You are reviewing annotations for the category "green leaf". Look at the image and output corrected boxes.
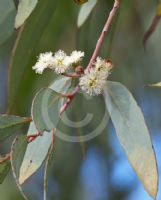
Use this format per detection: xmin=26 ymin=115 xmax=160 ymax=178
xmin=143 ymin=3 xmax=161 ymax=47
xmin=44 ymin=144 xmax=54 ymax=200
xmin=104 ymin=81 xmax=158 ymax=198
xmin=8 ymin=0 xmax=58 ymax=114
xmin=49 ymin=76 xmax=71 ymax=94
xmin=18 ymin=122 xmax=52 ymax=185
xmin=15 ymin=0 xmax=38 ymax=29
xmin=32 ymin=88 xmax=61 ymax=132
xmin=77 ymin=0 xmax=97 ymax=28
xmin=0 ymin=160 xmax=10 ymax=184
xmin=11 ymin=135 xmax=28 ymax=200
xmin=0 ymin=0 xmax=16 ymax=46
xmin=0 ymin=115 xmax=30 ymax=141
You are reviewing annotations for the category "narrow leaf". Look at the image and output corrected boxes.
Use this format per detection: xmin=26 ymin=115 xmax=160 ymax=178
xmin=31 ymin=88 xmax=61 ymax=132
xmin=143 ymin=3 xmax=161 ymax=47
xmin=0 ymin=0 xmax=16 ymax=46
xmin=0 ymin=160 xmax=10 ymax=184
xmin=19 ymin=122 xmax=52 ymax=185
xmin=11 ymin=135 xmax=28 ymax=200
xmin=77 ymin=0 xmax=97 ymax=28
xmin=104 ymin=81 xmax=158 ymax=198
xmin=0 ymin=114 xmax=31 ymax=140
xmin=15 ymin=0 xmax=38 ymax=29
xmin=8 ymin=0 xmax=58 ymax=113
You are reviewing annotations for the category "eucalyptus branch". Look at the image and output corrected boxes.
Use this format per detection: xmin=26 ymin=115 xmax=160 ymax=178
xmin=86 ymin=0 xmax=120 ymax=71
xmin=60 ymin=0 xmax=120 ymax=114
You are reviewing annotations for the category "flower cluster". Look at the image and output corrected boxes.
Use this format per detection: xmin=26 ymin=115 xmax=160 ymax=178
xmin=32 ymin=49 xmax=113 ymax=96
xmin=32 ymin=50 xmax=84 ymax=74
xmin=79 ymin=57 xmax=113 ymax=96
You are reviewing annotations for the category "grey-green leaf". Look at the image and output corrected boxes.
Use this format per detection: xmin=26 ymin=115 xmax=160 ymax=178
xmin=19 ymin=122 xmax=52 ymax=185
xmin=49 ymin=76 xmax=71 ymax=94
xmin=77 ymin=0 xmax=97 ymax=28
xmin=15 ymin=0 xmax=38 ymax=29
xmin=44 ymin=144 xmax=54 ymax=200
xmin=0 ymin=115 xmax=30 ymax=141
xmin=11 ymin=135 xmax=28 ymax=200
xmin=32 ymin=88 xmax=61 ymax=132
xmin=104 ymin=81 xmax=158 ymax=198
xmin=0 ymin=0 xmax=16 ymax=46
xmin=0 ymin=160 xmax=10 ymax=184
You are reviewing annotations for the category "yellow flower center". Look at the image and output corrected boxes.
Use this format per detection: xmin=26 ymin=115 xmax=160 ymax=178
xmin=57 ymin=59 xmax=64 ymax=66
xmin=88 ymin=78 xmax=97 ymax=88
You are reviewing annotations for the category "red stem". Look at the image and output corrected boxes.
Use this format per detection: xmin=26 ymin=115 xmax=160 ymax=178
xmin=27 ymin=132 xmax=42 ymax=143
xmin=86 ymin=0 xmax=120 ymax=71
xmin=59 ymin=0 xmax=120 ymax=114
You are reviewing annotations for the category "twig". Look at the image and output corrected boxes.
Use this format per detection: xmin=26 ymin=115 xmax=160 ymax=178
xmin=86 ymin=0 xmax=120 ymax=71
xmin=59 ymin=0 xmax=120 ymax=114
xmin=0 ymin=153 xmax=10 ymax=164
xmin=62 ymin=73 xmax=81 ymax=78
xmin=27 ymin=132 xmax=42 ymax=143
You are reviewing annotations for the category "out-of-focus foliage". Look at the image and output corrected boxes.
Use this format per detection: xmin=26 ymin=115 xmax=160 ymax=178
xmin=15 ymin=0 xmax=38 ymax=29
xmin=0 ymin=0 xmax=161 ymax=200
xmin=143 ymin=2 xmax=161 ymax=47
xmin=77 ymin=0 xmax=97 ymax=27
xmin=0 ymin=0 xmax=16 ymax=46
xmin=0 ymin=114 xmax=30 ymax=141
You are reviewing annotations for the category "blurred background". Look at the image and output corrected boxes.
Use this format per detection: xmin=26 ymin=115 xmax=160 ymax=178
xmin=1 ymin=0 xmax=161 ymax=199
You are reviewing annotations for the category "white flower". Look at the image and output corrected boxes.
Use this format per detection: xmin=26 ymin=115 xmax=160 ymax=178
xmin=94 ymin=57 xmax=113 ymax=77
xmin=32 ymin=52 xmax=54 ymax=74
xmin=69 ymin=50 xmax=85 ymax=64
xmin=79 ymin=69 xmax=107 ymax=96
xmin=51 ymin=50 xmax=71 ymax=74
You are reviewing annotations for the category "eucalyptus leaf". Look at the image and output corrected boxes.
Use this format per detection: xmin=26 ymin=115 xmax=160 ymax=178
xmin=104 ymin=81 xmax=158 ymax=198
xmin=11 ymin=135 xmax=28 ymax=200
xmin=49 ymin=76 xmax=71 ymax=94
xmin=0 ymin=160 xmax=10 ymax=184
xmin=31 ymin=88 xmax=61 ymax=132
xmin=0 ymin=114 xmax=30 ymax=141
xmin=15 ymin=0 xmax=38 ymax=29
xmin=19 ymin=122 xmax=52 ymax=185
xmin=44 ymin=144 xmax=54 ymax=200
xmin=0 ymin=0 xmax=16 ymax=46
xmin=8 ymin=0 xmax=58 ymax=114
xmin=77 ymin=0 xmax=97 ymax=28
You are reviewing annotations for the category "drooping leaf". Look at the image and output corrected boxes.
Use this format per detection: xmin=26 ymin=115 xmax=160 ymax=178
xmin=19 ymin=122 xmax=52 ymax=185
xmin=77 ymin=0 xmax=97 ymax=28
xmin=8 ymin=1 xmax=75 ymax=115
xmin=11 ymin=135 xmax=28 ymax=200
xmin=143 ymin=3 xmax=161 ymax=47
xmin=0 ymin=160 xmax=10 ymax=184
xmin=8 ymin=0 xmax=58 ymax=114
xmin=0 ymin=114 xmax=31 ymax=141
xmin=0 ymin=0 xmax=16 ymax=46
xmin=15 ymin=0 xmax=38 ymax=29
xmin=31 ymin=88 xmax=62 ymax=132
xmin=104 ymin=81 xmax=158 ymax=198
